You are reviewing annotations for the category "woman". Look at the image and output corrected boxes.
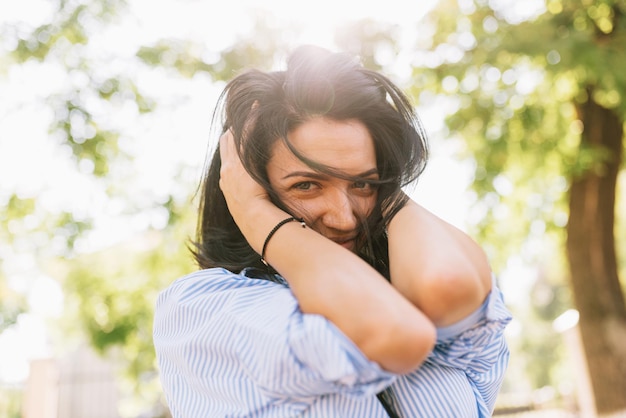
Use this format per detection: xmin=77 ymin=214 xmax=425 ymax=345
xmin=154 ymin=45 xmax=511 ymax=417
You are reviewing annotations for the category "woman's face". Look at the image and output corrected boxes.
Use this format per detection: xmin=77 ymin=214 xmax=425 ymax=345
xmin=266 ymin=117 xmax=378 ymax=252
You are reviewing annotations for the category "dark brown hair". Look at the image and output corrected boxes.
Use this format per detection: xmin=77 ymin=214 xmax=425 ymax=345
xmin=192 ymin=45 xmax=428 ymax=278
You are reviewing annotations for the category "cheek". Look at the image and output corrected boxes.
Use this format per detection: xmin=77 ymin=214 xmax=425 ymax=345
xmin=363 ymin=195 xmax=378 ymax=218
xmin=294 ymin=200 xmax=326 ymax=223
xmin=274 ymin=193 xmax=322 ymax=222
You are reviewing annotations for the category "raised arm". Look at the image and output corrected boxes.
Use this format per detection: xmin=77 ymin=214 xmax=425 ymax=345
xmin=219 ymin=131 xmax=435 ymax=374
xmin=387 ymin=198 xmax=492 ymax=327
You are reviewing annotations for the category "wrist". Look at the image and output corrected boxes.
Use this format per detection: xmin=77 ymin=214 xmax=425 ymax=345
xmin=260 ymin=217 xmax=306 ymax=268
xmin=234 ymin=201 xmax=292 ymax=254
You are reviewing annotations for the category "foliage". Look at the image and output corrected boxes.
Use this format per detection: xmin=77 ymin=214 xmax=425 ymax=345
xmin=334 ymin=20 xmax=403 ymax=71
xmin=418 ymin=0 xmax=626 ymax=406
xmin=0 ymin=385 xmax=22 ymax=418
xmin=0 ymin=0 xmax=193 ymax=413
xmin=0 ymin=196 xmax=30 ymax=333
xmin=333 ymin=0 xmax=625 ymax=403
xmin=3 ymin=0 xmax=625 ymax=414
xmin=56 ymin=195 xmax=196 ymax=410
xmin=1 ymin=3 xmax=286 ymax=414
xmin=411 ymin=1 xmax=584 ymax=269
xmin=136 ymin=16 xmax=290 ymax=79
xmin=0 ymin=279 xmax=23 ymax=335
xmin=5 ymin=0 xmax=147 ymax=177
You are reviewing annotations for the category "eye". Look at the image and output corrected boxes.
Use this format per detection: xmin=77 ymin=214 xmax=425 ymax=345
xmin=292 ymin=181 xmax=314 ymax=191
xmin=351 ymin=180 xmax=377 ymax=195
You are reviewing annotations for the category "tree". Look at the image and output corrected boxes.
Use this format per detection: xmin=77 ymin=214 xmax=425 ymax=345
xmin=5 ymin=0 xmax=624 ymax=414
xmin=417 ymin=0 xmax=626 ymax=414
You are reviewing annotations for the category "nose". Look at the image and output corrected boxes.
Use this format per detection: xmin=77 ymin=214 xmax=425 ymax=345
xmin=321 ymin=189 xmax=358 ymax=231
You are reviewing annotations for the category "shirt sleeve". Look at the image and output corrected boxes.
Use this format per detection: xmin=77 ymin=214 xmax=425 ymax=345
xmin=153 ymin=269 xmax=396 ymax=407
xmin=426 ymin=275 xmax=512 ymax=416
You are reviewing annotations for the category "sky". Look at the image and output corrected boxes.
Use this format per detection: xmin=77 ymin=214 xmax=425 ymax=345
xmin=0 ymin=0 xmax=543 ymax=384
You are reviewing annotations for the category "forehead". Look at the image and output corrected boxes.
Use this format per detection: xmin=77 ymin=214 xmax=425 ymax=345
xmin=268 ymin=117 xmax=376 ymax=175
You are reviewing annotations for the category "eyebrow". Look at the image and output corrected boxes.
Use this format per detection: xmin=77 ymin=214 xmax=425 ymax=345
xmin=281 ymin=168 xmax=379 ymax=180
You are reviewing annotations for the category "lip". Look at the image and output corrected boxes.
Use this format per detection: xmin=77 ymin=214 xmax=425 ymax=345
xmin=331 ymin=237 xmax=356 ymax=251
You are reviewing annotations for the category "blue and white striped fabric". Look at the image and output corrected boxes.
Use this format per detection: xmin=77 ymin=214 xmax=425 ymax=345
xmin=153 ymin=268 xmax=511 ymax=417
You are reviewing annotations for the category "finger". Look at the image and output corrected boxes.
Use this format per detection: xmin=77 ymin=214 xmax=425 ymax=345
xmin=219 ymin=129 xmax=236 ymax=161
xmin=219 ymin=129 xmax=234 ymax=148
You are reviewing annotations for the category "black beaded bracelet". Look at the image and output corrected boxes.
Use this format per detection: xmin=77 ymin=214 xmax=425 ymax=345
xmin=260 ymin=217 xmax=306 ymax=267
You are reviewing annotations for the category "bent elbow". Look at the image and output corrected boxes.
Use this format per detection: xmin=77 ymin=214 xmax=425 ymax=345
xmin=378 ymin=313 xmax=437 ymax=374
xmin=424 ymin=269 xmax=490 ymax=327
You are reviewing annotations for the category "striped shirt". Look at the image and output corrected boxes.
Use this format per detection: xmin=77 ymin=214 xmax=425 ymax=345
xmin=154 ymin=268 xmax=511 ymax=417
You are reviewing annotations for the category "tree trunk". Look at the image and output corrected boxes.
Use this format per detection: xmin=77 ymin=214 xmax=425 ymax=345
xmin=567 ymin=93 xmax=626 ymax=416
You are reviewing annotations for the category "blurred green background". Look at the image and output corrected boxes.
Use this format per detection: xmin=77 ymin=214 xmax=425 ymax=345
xmin=1 ymin=0 xmax=625 ymax=416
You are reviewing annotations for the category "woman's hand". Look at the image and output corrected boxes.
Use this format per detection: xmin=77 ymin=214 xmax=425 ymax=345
xmin=219 ymin=129 xmax=281 ymax=254
xmin=219 ymin=129 xmax=269 ymax=214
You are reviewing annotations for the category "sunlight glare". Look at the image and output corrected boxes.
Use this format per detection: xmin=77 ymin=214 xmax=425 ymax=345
xmin=130 ymin=0 xmax=438 ymax=50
